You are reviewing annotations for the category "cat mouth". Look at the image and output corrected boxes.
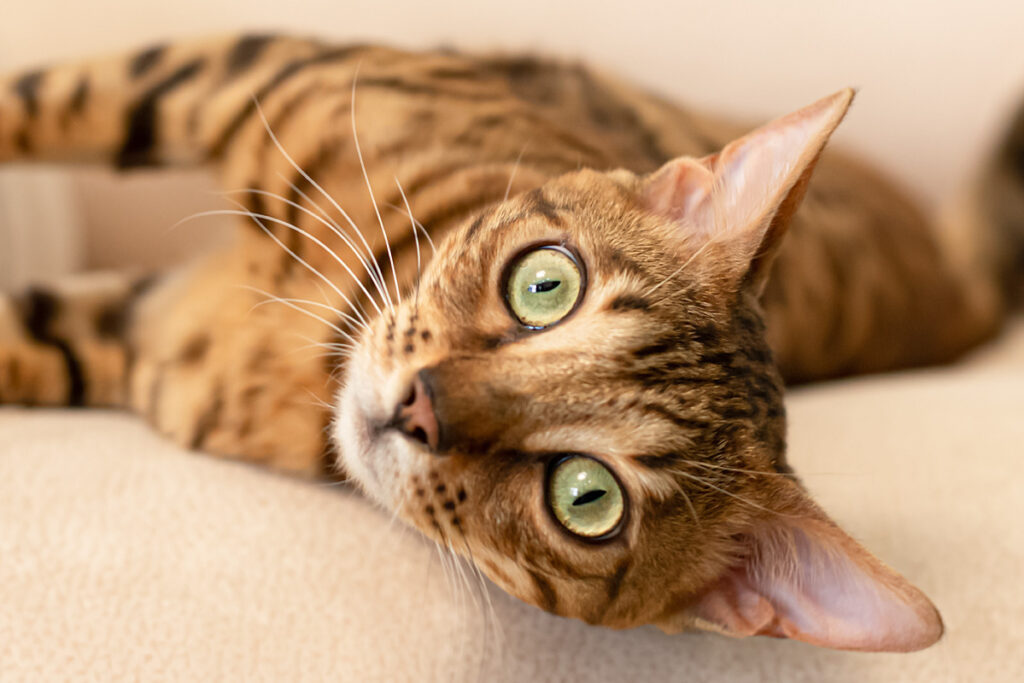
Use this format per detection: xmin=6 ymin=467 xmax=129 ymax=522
xmin=334 ymin=382 xmax=398 ymax=505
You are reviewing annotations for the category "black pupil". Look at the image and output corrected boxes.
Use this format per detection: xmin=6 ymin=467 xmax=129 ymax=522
xmin=572 ymin=489 xmax=606 ymax=506
xmin=528 ymin=280 xmax=560 ymax=293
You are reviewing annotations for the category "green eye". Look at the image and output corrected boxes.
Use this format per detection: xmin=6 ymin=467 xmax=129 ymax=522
xmin=505 ymin=246 xmax=583 ymax=328
xmin=547 ymin=456 xmax=625 ymax=539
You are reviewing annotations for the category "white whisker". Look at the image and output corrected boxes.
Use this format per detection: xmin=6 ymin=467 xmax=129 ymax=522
xmin=504 ymin=143 xmax=529 ymax=202
xmin=384 ymin=204 xmax=437 ymax=255
xmin=275 ymin=176 xmax=394 ymax=312
xmin=242 ymin=288 xmax=361 ymax=346
xmin=223 ymin=185 xmax=388 ymax=317
xmin=181 ymin=207 xmax=374 ymax=329
xmin=684 ymin=460 xmax=792 ymax=478
xmin=351 ymin=68 xmax=402 ymax=308
xmin=456 ymin=532 xmax=505 ymax=676
xmin=250 ymin=95 xmax=394 ymax=312
xmin=247 ymin=292 xmax=363 ymax=335
xmin=669 ymin=467 xmax=794 ymax=518
xmin=394 ymin=176 xmax=423 ymax=310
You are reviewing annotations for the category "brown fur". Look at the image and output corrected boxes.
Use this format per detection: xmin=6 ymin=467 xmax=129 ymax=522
xmin=1 ymin=34 xmax=1018 ymax=650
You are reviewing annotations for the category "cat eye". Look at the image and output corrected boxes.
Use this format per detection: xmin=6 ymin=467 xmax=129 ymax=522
xmin=546 ymin=456 xmax=625 ymax=539
xmin=504 ymin=246 xmax=584 ymax=329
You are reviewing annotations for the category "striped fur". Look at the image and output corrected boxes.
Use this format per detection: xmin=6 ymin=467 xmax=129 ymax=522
xmin=1 ymin=34 xmax=1020 ymax=649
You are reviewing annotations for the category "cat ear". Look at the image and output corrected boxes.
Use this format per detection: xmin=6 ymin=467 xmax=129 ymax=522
xmin=641 ymin=89 xmax=854 ymax=295
xmin=665 ymin=483 xmax=943 ymax=652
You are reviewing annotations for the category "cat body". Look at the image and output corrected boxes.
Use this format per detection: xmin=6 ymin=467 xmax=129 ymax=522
xmin=2 ymin=34 xmax=1020 ymax=651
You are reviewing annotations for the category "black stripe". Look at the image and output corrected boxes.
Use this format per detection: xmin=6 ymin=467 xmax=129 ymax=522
xmin=605 ymin=559 xmax=630 ymax=604
xmin=522 ymin=188 xmax=563 ymax=226
xmin=462 ymin=212 xmax=489 ymax=244
xmin=226 ymin=34 xmax=275 ymax=75
xmin=634 ymin=453 xmax=679 ymax=470
xmin=604 ymin=248 xmax=646 ymax=278
xmin=117 ymin=58 xmax=206 ymax=168
xmin=607 ymin=294 xmax=651 ymax=312
xmin=14 ymin=70 xmax=45 ymax=119
xmin=380 ymin=160 xmax=482 ymax=210
xmin=53 ymin=340 xmax=86 ymax=407
xmin=20 ymin=288 xmax=86 ymax=406
xmin=355 ymin=76 xmax=503 ymax=102
xmin=190 ymin=386 xmax=225 ymax=450
xmin=414 ymin=184 xmax=507 ymax=233
xmin=427 ymin=66 xmax=485 ymax=80
xmin=67 ymin=76 xmax=89 ymax=116
xmin=130 ymin=44 xmax=167 ymax=79
xmin=22 ymin=287 xmax=60 ymax=339
xmin=244 ymin=180 xmax=267 ymax=217
xmin=14 ymin=130 xmax=31 ymax=153
xmin=643 ymin=402 xmax=710 ymax=431
xmin=278 ymin=137 xmax=344 ymax=266
xmin=208 ymin=45 xmax=366 ymax=158
xmin=576 ymin=66 xmax=670 ymax=165
xmin=528 ymin=570 xmax=558 ymax=612
xmin=452 ymin=113 xmax=507 ymax=146
xmin=632 ymin=341 xmax=674 ymax=359
xmin=691 ymin=323 xmax=720 ymax=347
xmin=60 ymin=76 xmax=91 ymax=130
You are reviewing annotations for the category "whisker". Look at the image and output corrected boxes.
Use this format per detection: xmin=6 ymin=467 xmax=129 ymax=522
xmin=275 ymin=176 xmax=394 ymax=313
xmin=669 ymin=468 xmax=796 ymax=518
xmin=504 ymin=143 xmax=529 ymax=202
xmin=670 ymin=481 xmax=702 ymax=528
xmin=302 ymin=388 xmax=336 ymax=412
xmin=247 ymin=292 xmax=363 ymax=335
xmin=445 ymin=536 xmax=481 ymax=680
xmin=350 ymin=68 xmax=402 ymax=308
xmin=224 ymin=185 xmax=388 ymax=317
xmin=250 ymin=95 xmax=394 ymax=312
xmin=223 ymin=200 xmax=378 ymax=327
xmin=394 ymin=176 xmax=423 ymax=311
xmin=682 ymin=460 xmax=792 ymax=478
xmin=384 ymin=204 xmax=436 ymax=254
xmin=182 ymin=207 xmax=374 ymax=329
xmin=242 ymin=288 xmax=361 ymax=347
xmin=413 ymin=217 xmax=437 ymax=253
xmin=456 ymin=530 xmax=505 ymax=676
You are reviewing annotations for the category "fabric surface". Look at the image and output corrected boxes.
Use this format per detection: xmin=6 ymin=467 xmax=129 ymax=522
xmin=1 ymin=321 xmax=1023 ymax=682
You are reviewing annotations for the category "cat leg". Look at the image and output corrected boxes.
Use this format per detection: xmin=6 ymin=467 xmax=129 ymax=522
xmin=0 ymin=272 xmax=151 ymax=407
xmin=125 ymin=250 xmax=340 ymax=477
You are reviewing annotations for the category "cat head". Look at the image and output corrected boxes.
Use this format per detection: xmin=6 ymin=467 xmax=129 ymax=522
xmin=334 ymin=89 xmax=943 ymax=652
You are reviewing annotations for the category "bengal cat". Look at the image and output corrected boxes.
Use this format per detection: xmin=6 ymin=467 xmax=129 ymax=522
xmin=2 ymin=34 xmax=1021 ymax=652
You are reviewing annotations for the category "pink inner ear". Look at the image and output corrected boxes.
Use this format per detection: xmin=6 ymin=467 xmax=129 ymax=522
xmin=691 ymin=517 xmax=944 ymax=652
xmin=642 ymin=157 xmax=716 ymax=228
xmin=638 ymin=89 xmax=855 ymax=289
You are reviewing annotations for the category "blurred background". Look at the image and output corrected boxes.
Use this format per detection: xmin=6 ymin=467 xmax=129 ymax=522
xmin=2 ymin=0 xmax=1024 ymax=288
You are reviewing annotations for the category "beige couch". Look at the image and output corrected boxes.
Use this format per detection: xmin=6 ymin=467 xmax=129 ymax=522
xmin=2 ymin=319 xmax=1022 ymax=681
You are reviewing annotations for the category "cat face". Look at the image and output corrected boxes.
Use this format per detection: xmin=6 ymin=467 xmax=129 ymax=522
xmin=335 ymin=90 xmax=944 ymax=652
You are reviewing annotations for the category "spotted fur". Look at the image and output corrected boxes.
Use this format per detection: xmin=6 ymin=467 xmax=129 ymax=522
xmin=1 ymin=34 xmax=1020 ymax=651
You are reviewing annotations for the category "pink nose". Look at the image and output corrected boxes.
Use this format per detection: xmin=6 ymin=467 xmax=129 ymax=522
xmin=396 ymin=373 xmax=439 ymax=451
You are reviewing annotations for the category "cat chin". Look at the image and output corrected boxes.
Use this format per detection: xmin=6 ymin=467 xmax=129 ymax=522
xmin=332 ymin=357 xmax=416 ymax=512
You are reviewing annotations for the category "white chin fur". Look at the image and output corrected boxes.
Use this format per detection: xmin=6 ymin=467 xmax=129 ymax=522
xmin=332 ymin=357 xmax=408 ymax=511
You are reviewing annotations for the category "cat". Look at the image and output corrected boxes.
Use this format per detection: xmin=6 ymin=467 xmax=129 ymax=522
xmin=1 ymin=34 xmax=1021 ymax=652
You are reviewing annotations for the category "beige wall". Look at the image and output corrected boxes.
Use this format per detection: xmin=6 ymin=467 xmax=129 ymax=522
xmin=2 ymin=0 xmax=1024 ymax=269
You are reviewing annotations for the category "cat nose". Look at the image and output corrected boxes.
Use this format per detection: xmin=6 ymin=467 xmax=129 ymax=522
xmin=394 ymin=371 xmax=440 ymax=451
